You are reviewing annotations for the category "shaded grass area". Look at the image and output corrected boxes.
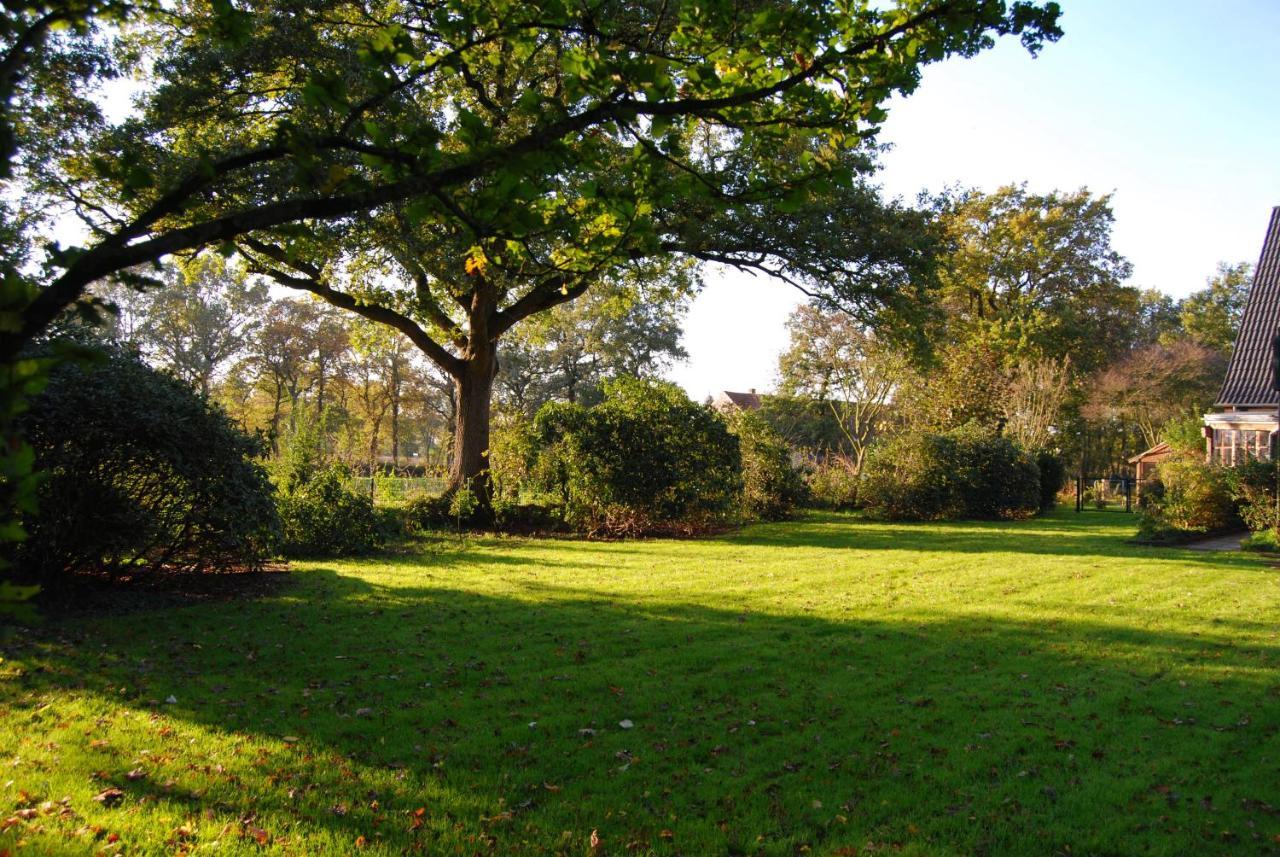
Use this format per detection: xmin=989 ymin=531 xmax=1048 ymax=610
xmin=3 ymin=511 xmax=1280 ymax=855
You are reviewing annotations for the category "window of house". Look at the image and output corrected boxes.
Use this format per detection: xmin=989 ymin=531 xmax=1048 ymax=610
xmin=1212 ymin=428 xmax=1272 ymax=465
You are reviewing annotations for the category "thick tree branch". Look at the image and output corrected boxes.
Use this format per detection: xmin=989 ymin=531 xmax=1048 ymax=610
xmin=491 ymin=272 xmax=590 ymax=338
xmin=386 ymin=245 xmax=468 ymax=348
xmin=5 ymin=1 xmax=987 ymax=359
xmin=0 ymin=9 xmax=60 ymax=104
xmin=238 ymin=237 xmax=465 ymax=378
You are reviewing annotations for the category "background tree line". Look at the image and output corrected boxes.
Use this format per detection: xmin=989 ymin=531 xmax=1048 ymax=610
xmin=763 ymin=184 xmax=1249 ymax=491
xmin=94 ymin=181 xmax=1247 ymax=506
xmin=93 ymin=257 xmax=693 ymax=480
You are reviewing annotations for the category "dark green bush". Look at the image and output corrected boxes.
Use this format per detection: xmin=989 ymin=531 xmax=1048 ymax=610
xmin=404 ymin=494 xmax=453 ymax=530
xmin=14 ymin=349 xmax=279 ymax=581
xmin=1231 ymin=458 xmax=1277 ymax=535
xmin=728 ymin=411 xmax=806 ymax=521
xmin=531 ymin=378 xmax=742 ymax=535
xmin=1034 ymin=450 xmax=1066 ymax=511
xmin=277 ymin=464 xmax=389 ymax=556
xmin=859 ymin=426 xmax=1040 ymax=521
xmin=951 ymin=426 xmax=1041 ymax=519
xmin=859 ymin=433 xmax=961 ymax=520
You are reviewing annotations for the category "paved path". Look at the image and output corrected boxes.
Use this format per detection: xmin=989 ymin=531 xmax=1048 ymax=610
xmin=1183 ymin=532 xmax=1248 ymax=552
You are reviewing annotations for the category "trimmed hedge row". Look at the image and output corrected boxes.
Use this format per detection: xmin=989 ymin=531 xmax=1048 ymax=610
xmin=859 ymin=425 xmax=1049 ymax=521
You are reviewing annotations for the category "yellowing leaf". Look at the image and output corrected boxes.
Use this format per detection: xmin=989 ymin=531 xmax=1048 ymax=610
xmin=464 ymin=249 xmax=488 ymax=276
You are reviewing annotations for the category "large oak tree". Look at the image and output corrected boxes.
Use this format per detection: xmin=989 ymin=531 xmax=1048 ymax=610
xmin=2 ymin=0 xmax=1063 ymax=532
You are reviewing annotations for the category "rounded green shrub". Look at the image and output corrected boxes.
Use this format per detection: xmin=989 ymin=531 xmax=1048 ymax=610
xmin=15 ymin=348 xmax=279 ymax=581
xmin=859 ymin=426 xmax=1040 ymax=521
xmin=277 ymin=464 xmax=389 ymax=557
xmin=1137 ymin=453 xmax=1238 ymax=536
xmin=532 ymin=378 xmax=742 ymax=535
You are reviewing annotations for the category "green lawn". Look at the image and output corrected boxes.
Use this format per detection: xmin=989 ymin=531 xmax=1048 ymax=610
xmin=3 ymin=511 xmax=1279 ymax=856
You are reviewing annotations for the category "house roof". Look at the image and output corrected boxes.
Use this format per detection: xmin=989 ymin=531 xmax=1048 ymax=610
xmin=713 ymin=390 xmax=763 ymax=411
xmin=1217 ymin=206 xmax=1280 ymax=406
xmin=1127 ymin=441 xmax=1171 ymax=464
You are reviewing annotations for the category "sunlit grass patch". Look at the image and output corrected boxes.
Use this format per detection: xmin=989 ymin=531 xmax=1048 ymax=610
xmin=3 ymin=511 xmax=1279 ymax=855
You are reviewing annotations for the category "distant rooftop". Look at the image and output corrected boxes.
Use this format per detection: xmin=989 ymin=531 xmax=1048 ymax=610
xmin=711 ymin=390 xmax=763 ymax=411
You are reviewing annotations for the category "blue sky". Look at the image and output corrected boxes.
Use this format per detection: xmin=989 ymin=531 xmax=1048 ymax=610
xmin=671 ymin=0 xmax=1280 ymax=400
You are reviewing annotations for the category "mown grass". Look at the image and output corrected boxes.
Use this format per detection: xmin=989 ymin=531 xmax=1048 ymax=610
xmin=2 ymin=511 xmax=1279 ymax=856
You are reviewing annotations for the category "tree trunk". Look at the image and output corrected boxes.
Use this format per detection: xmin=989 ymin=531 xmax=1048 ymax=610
xmin=448 ymin=340 xmax=497 ymax=502
xmin=268 ymin=380 xmax=285 ymax=455
xmin=390 ymin=355 xmax=402 ymax=469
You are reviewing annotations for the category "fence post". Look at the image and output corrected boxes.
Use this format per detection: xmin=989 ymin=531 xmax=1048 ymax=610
xmin=1075 ymin=475 xmax=1082 ymax=513
xmin=1125 ymin=477 xmax=1132 ymax=513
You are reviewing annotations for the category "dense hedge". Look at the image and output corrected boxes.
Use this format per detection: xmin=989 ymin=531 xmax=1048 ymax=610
xmin=531 ymin=378 xmax=742 ymax=535
xmin=859 ymin=426 xmax=1041 ymax=521
xmin=13 ymin=349 xmax=279 ymax=581
xmin=728 ymin=410 xmax=807 ymax=521
xmin=1035 ymin=450 xmax=1066 ymax=511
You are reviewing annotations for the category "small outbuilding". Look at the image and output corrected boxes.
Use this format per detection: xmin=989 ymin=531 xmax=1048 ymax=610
xmin=1128 ymin=441 xmax=1172 ymax=485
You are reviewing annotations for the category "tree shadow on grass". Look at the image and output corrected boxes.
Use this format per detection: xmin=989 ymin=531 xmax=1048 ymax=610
xmin=3 ymin=564 xmax=1280 ymax=856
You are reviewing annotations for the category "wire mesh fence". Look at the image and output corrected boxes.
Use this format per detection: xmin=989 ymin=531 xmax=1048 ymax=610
xmin=345 ymin=476 xmax=447 ymax=506
xmin=1074 ymin=475 xmax=1135 ymax=513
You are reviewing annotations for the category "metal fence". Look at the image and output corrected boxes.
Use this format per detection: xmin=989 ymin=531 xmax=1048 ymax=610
xmin=346 ymin=476 xmax=447 ymax=505
xmin=1074 ymin=475 xmax=1135 ymax=513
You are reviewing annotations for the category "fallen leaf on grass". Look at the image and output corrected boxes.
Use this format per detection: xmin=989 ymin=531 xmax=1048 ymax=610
xmin=92 ymin=788 xmax=124 ymax=807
